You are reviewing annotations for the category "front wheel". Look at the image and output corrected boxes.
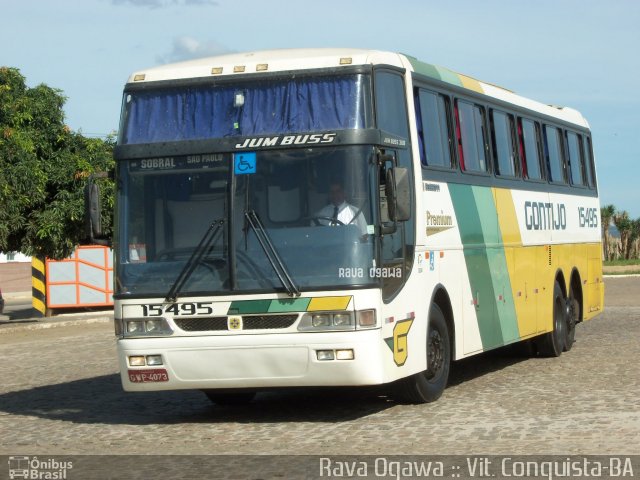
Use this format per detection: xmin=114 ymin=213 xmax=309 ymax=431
xmin=393 ymin=304 xmax=451 ymax=403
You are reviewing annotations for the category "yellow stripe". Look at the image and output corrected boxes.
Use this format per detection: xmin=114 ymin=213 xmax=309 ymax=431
xmin=307 ymin=296 xmax=352 ymax=311
xmin=493 ymin=188 xmax=537 ymax=338
xmin=32 ymin=277 xmax=46 ymax=293
xmin=32 ymin=257 xmax=45 ymax=273
xmin=32 ymin=297 xmax=46 ymax=315
xmin=459 ymin=74 xmax=484 ymax=94
xmin=494 ymin=188 xmax=522 ymax=246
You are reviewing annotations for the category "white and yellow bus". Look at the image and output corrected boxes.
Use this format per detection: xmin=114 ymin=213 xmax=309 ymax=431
xmin=102 ymin=49 xmax=604 ymax=404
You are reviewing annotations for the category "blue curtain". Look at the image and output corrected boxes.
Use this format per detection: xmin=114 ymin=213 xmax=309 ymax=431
xmin=123 ymin=76 xmax=366 ymax=144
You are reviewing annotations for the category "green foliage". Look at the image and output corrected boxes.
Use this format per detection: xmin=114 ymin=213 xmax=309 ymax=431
xmin=603 ymin=258 xmax=640 ymax=267
xmin=600 ymin=204 xmax=615 ymax=227
xmin=0 ymin=67 xmax=114 ymax=259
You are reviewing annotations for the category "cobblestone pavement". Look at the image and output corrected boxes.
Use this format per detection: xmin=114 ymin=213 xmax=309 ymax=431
xmin=0 ymin=279 xmax=638 ymax=457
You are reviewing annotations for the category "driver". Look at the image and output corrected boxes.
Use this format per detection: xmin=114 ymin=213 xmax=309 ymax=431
xmin=314 ymin=181 xmax=368 ymax=235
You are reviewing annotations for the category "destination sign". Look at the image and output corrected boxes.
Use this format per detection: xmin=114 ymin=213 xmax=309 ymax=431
xmin=129 ymin=154 xmax=224 ymax=172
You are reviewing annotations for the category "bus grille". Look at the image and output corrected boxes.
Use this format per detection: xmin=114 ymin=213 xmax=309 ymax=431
xmin=174 ymin=314 xmax=298 ymax=332
xmin=175 ymin=317 xmax=227 ymax=331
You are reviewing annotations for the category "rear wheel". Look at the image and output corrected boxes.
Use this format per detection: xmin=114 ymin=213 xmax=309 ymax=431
xmin=203 ymin=390 xmax=256 ymax=406
xmin=393 ymin=304 xmax=451 ymax=403
xmin=537 ymin=281 xmax=566 ymax=357
xmin=564 ymin=286 xmax=579 ymax=352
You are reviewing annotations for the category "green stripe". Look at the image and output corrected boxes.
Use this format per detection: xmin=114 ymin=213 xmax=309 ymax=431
xmin=471 ymin=187 xmax=519 ymax=343
xmin=450 ymin=184 xmax=503 ymax=349
xmin=268 ymin=298 xmax=311 ymax=313
xmin=228 ymin=300 xmax=272 ymax=314
xmin=228 ymin=297 xmax=313 ymax=314
xmin=435 ymin=66 xmax=463 ymax=87
xmin=450 ymin=185 xmax=521 ymax=347
xmin=488 ymin=248 xmax=520 ymax=343
xmin=405 ymin=55 xmax=442 ymax=81
xmin=405 ymin=55 xmax=464 ymax=89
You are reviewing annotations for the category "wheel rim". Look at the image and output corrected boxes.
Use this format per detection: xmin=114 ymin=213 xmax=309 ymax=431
xmin=554 ymin=296 xmax=566 ymax=346
xmin=426 ymin=328 xmax=444 ymax=381
xmin=566 ymin=294 xmax=578 ymax=344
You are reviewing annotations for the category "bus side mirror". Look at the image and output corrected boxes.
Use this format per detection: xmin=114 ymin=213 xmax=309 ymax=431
xmin=385 ymin=167 xmax=411 ymax=223
xmin=392 ymin=167 xmax=411 ymax=222
xmin=84 ymin=173 xmax=110 ymax=246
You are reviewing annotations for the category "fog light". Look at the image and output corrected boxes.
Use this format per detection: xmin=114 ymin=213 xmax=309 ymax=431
xmin=146 ymin=355 xmax=163 ymax=366
xmin=127 ymin=320 xmax=144 ymax=334
xmin=129 ymin=355 xmax=146 ymax=367
xmin=333 ymin=313 xmax=353 ymax=326
xmin=312 ymin=314 xmax=331 ymax=327
xmin=316 ymin=350 xmax=335 ymax=361
xmin=336 ymin=349 xmax=354 ymax=360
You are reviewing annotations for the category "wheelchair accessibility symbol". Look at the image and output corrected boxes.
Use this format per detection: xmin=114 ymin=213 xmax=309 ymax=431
xmin=234 ymin=152 xmax=257 ymax=175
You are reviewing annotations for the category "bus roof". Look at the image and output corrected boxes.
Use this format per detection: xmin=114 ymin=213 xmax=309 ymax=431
xmin=127 ymin=48 xmax=589 ymax=129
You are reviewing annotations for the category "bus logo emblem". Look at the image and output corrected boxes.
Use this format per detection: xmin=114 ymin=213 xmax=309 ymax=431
xmin=228 ymin=316 xmax=243 ymax=331
xmin=384 ymin=317 xmax=414 ymax=366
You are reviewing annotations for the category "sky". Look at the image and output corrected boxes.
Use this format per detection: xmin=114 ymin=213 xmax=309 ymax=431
xmin=2 ymin=0 xmax=639 ymax=216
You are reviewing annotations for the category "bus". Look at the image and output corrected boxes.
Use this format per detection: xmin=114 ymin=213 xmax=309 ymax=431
xmin=90 ymin=48 xmax=604 ymax=404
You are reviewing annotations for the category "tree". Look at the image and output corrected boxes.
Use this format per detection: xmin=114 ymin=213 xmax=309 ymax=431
xmin=600 ymin=204 xmax=615 ymax=260
xmin=612 ymin=211 xmax=632 ymax=260
xmin=0 ymin=67 xmax=114 ymax=259
xmin=628 ymin=218 xmax=640 ymax=260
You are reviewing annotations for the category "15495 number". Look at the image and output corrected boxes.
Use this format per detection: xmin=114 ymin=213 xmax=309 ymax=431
xmin=141 ymin=302 xmax=214 ymax=317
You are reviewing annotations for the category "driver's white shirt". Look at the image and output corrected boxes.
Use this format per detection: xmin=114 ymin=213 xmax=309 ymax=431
xmin=315 ymin=201 xmax=368 ymax=234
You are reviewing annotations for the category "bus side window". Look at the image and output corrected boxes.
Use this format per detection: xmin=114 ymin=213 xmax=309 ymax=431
xmin=455 ymin=99 xmax=489 ymax=173
xmin=543 ymin=125 xmax=566 ymax=183
xmin=376 ymin=71 xmax=409 ymax=138
xmin=582 ymin=135 xmax=596 ymax=188
xmin=491 ymin=110 xmax=517 ymax=177
xmin=518 ymin=118 xmax=543 ymax=180
xmin=565 ymin=131 xmax=584 ymax=186
xmin=417 ymin=89 xmax=453 ymax=168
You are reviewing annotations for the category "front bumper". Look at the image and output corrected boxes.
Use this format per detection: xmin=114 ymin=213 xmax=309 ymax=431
xmin=118 ymin=329 xmax=386 ymax=391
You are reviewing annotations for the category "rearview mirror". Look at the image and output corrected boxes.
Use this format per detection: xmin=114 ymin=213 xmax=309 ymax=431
xmin=385 ymin=167 xmax=411 ymax=223
xmin=84 ymin=173 xmax=110 ymax=246
xmin=84 ymin=181 xmax=102 ymax=239
xmin=392 ymin=167 xmax=411 ymax=222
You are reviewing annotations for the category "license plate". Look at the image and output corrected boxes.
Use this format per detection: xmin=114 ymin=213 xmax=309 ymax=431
xmin=128 ymin=369 xmax=169 ymax=383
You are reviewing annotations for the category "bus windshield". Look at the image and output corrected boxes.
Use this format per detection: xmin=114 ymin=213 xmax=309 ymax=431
xmin=120 ymin=74 xmax=371 ymax=144
xmin=116 ymin=146 xmax=378 ymax=297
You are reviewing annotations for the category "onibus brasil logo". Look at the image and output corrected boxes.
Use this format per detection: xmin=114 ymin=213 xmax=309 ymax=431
xmin=8 ymin=456 xmax=73 ymax=479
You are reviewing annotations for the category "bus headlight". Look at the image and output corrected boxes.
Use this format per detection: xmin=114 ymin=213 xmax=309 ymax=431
xmin=124 ymin=318 xmax=173 ymax=337
xmin=298 ymin=312 xmax=355 ymax=331
xmin=333 ymin=313 xmax=354 ymax=327
xmin=311 ymin=314 xmax=332 ymax=328
xmin=145 ymin=319 xmax=164 ymax=333
xmin=127 ymin=320 xmax=145 ymax=334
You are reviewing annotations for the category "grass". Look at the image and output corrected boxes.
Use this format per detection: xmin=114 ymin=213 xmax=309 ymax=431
xmin=604 ymin=270 xmax=640 ymax=276
xmin=603 ymin=258 xmax=640 ymax=267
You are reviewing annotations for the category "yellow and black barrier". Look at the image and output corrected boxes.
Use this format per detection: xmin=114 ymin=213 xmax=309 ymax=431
xmin=32 ymin=256 xmax=47 ymax=317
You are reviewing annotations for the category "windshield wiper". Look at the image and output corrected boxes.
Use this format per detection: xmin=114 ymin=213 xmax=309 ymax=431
xmin=165 ymin=218 xmax=225 ymax=303
xmin=244 ymin=210 xmax=300 ymax=297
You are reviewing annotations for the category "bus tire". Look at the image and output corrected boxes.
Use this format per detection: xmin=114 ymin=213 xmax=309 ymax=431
xmin=203 ymin=390 xmax=256 ymax=406
xmin=393 ymin=304 xmax=451 ymax=404
xmin=564 ymin=286 xmax=579 ymax=352
xmin=537 ymin=281 xmax=566 ymax=357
